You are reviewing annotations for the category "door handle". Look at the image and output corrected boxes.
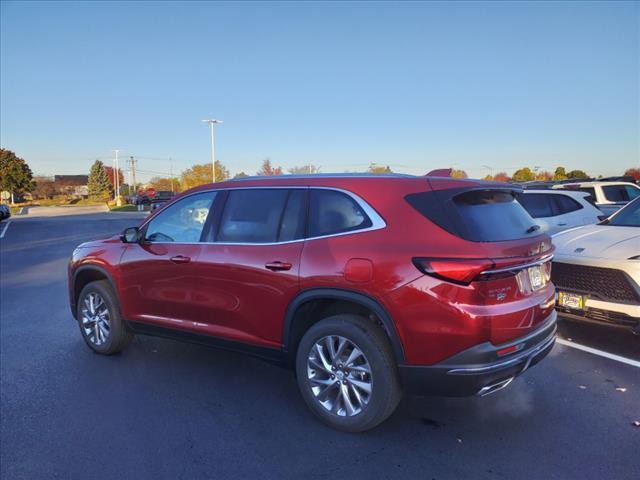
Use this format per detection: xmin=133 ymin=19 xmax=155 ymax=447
xmin=170 ymin=255 xmax=191 ymax=264
xmin=557 ymin=223 xmax=567 ymax=226
xmin=265 ymin=261 xmax=292 ymax=271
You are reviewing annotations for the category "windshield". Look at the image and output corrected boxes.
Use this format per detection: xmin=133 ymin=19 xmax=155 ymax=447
xmin=606 ymin=197 xmax=640 ymax=227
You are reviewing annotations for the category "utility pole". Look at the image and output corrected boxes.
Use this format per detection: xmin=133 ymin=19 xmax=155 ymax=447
xmin=130 ymin=156 xmax=137 ymax=194
xmin=170 ymin=158 xmax=174 ymax=193
xmin=202 ymin=119 xmax=223 ymax=183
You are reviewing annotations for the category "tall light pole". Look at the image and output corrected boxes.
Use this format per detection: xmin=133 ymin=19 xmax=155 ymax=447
xmin=113 ymin=149 xmax=120 ymax=200
xmin=481 ymin=164 xmax=493 ymax=178
xmin=202 ymin=119 xmax=223 ymax=182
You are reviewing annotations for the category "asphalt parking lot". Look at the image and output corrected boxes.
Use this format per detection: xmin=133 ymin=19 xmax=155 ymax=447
xmin=1 ymin=208 xmax=638 ymax=480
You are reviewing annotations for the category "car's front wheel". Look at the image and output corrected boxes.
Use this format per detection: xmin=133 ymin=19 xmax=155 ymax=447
xmin=77 ymin=280 xmax=132 ymax=355
xmin=296 ymin=314 xmax=402 ymax=432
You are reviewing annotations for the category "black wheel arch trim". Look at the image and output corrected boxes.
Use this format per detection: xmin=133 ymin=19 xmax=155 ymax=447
xmin=71 ymin=265 xmax=120 ymax=319
xmin=282 ymin=288 xmax=405 ymax=363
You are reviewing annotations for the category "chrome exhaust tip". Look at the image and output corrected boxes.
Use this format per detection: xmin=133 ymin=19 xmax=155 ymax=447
xmin=477 ymin=377 xmax=514 ymax=397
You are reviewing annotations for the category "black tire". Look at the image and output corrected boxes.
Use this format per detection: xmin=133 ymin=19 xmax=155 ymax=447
xmin=295 ymin=314 xmax=402 ymax=432
xmin=76 ymin=280 xmax=133 ymax=355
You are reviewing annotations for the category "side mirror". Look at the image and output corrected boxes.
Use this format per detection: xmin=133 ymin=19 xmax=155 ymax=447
xmin=120 ymin=227 xmax=140 ymax=243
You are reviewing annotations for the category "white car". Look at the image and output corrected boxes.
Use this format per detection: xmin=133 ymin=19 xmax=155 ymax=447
xmin=517 ymin=190 xmax=604 ymax=235
xmin=551 ymin=197 xmax=640 ymax=333
xmin=553 ymin=181 xmax=640 ymax=216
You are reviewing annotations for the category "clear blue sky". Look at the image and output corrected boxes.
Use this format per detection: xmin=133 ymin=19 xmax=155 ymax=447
xmin=1 ymin=0 xmax=638 ymax=181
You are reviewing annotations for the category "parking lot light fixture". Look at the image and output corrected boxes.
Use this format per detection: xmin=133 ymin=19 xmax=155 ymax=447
xmin=202 ymin=119 xmax=223 ymax=183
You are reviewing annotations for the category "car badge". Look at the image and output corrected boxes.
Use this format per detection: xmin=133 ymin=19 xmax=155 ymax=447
xmin=574 ymin=248 xmax=585 ymax=254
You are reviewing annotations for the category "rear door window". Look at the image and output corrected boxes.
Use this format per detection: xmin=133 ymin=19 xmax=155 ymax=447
xmin=308 ymin=189 xmax=372 ymax=237
xmin=518 ymin=193 xmax=555 ymax=218
xmin=217 ymin=189 xmax=289 ymax=243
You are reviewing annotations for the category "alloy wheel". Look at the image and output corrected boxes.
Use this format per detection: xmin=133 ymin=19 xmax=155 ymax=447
xmin=80 ymin=292 xmax=111 ymax=346
xmin=306 ymin=335 xmax=373 ymax=417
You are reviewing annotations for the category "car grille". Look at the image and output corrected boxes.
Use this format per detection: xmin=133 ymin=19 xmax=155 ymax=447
xmin=552 ymin=262 xmax=640 ymax=305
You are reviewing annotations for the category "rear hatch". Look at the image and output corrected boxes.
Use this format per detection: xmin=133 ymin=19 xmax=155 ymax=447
xmin=406 ymin=178 xmax=555 ymax=344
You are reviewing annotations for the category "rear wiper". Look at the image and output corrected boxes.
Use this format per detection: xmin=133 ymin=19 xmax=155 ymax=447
xmin=526 ymin=225 xmax=540 ymax=234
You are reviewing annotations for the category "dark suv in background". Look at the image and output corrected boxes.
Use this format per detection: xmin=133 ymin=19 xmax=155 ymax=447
xmin=69 ymin=174 xmax=556 ymax=431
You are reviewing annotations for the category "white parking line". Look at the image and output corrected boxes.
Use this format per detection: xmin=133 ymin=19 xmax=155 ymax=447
xmin=0 ymin=220 xmax=11 ymax=239
xmin=556 ymin=338 xmax=640 ymax=368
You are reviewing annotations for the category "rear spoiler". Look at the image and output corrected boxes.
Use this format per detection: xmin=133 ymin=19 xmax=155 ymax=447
xmin=425 ymin=168 xmax=453 ymax=177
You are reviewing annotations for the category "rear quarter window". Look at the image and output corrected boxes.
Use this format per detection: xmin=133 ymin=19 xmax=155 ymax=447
xmin=308 ymin=189 xmax=372 ymax=237
xmin=552 ymin=194 xmax=583 ymax=214
xmin=518 ymin=193 xmax=554 ymax=218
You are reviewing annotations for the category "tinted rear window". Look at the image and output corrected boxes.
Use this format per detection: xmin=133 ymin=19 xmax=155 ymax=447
xmin=406 ymin=188 xmax=538 ymax=242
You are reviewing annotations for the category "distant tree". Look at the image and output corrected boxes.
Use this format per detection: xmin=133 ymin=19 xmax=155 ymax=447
xmin=482 ymin=174 xmax=494 ymax=181
xmin=234 ymin=171 xmax=248 ymax=178
xmin=367 ymin=163 xmax=392 ymax=174
xmin=567 ymin=169 xmax=589 ymax=179
xmin=624 ymin=167 xmax=640 ymax=181
xmin=119 ymin=183 xmax=131 ymax=196
xmin=511 ymin=168 xmax=536 ymax=182
xmin=256 ymin=158 xmax=283 ymax=176
xmin=87 ymin=160 xmax=112 ymax=200
xmin=536 ymin=170 xmax=553 ymax=181
xmin=0 ymin=148 xmax=35 ymax=203
xmin=553 ymin=166 xmax=567 ymax=181
xmin=288 ymin=164 xmax=321 ymax=174
xmin=493 ymin=172 xmax=511 ymax=182
xmin=104 ymin=166 xmax=125 ymax=191
xmin=32 ymin=176 xmax=57 ymax=199
xmin=149 ymin=176 xmax=180 ymax=193
xmin=181 ymin=161 xmax=230 ymax=189
xmin=451 ymin=169 xmax=468 ymax=179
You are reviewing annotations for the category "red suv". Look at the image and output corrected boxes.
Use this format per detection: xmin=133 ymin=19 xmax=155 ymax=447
xmin=69 ymin=174 xmax=556 ymax=431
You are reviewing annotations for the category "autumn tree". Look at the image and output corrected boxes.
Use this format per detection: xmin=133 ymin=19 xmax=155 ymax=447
xmin=87 ymin=160 xmax=113 ymax=200
xmin=0 ymin=148 xmax=35 ymax=203
xmin=256 ymin=158 xmax=283 ymax=176
xmin=567 ymin=169 xmax=589 ymax=179
xmin=288 ymin=164 xmax=321 ymax=174
xmin=367 ymin=163 xmax=392 ymax=174
xmin=553 ymin=166 xmax=567 ymax=181
xmin=149 ymin=176 xmax=181 ymax=193
xmin=234 ymin=171 xmax=249 ymax=178
xmin=105 ymin=166 xmax=125 ymax=191
xmin=493 ymin=172 xmax=511 ymax=182
xmin=535 ymin=171 xmax=553 ymax=181
xmin=181 ymin=161 xmax=230 ymax=189
xmin=511 ymin=168 xmax=536 ymax=182
xmin=623 ymin=168 xmax=640 ymax=181
xmin=32 ymin=176 xmax=57 ymax=199
xmin=482 ymin=174 xmax=494 ymax=181
xmin=451 ymin=169 xmax=468 ymax=179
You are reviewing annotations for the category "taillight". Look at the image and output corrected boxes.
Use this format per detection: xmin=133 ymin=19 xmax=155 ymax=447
xmin=413 ymin=255 xmax=553 ymax=287
xmin=412 ymin=258 xmax=494 ymax=285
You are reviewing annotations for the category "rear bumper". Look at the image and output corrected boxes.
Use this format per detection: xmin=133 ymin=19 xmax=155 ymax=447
xmin=398 ymin=310 xmax=557 ymax=397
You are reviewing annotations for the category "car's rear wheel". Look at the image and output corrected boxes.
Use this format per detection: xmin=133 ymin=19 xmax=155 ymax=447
xmin=296 ymin=314 xmax=401 ymax=432
xmin=77 ymin=280 xmax=132 ymax=355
